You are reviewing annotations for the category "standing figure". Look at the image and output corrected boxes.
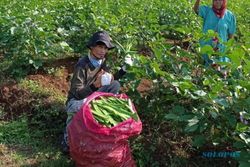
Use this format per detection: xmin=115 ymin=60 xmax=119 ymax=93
xmin=193 ymin=0 xmax=236 ymax=69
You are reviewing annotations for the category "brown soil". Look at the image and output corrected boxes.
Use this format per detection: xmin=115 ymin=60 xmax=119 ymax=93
xmin=0 ymin=84 xmax=32 ymax=120
xmin=0 ymin=57 xmax=78 ymax=121
xmin=27 ymin=73 xmax=69 ymax=95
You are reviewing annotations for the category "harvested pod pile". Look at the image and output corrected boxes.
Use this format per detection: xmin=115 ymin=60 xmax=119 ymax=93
xmin=90 ymin=97 xmax=139 ymax=127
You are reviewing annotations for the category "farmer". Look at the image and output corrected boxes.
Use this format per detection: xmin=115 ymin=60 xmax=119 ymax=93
xmin=193 ymin=0 xmax=236 ymax=76
xmin=61 ymin=31 xmax=128 ymax=153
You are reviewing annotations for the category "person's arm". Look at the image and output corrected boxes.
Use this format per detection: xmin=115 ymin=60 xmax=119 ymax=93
xmin=113 ymin=55 xmax=134 ymax=80
xmin=193 ymin=0 xmax=201 ymax=14
xmin=101 ymin=58 xmax=126 ymax=80
xmin=70 ymin=67 xmax=99 ymax=100
xmin=113 ymin=67 xmax=126 ymax=80
xmin=92 ymin=70 xmax=104 ymax=88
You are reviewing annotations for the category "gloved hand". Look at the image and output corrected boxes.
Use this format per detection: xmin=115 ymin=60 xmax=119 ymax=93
xmin=122 ymin=54 xmax=133 ymax=72
xmin=124 ymin=54 xmax=133 ymax=66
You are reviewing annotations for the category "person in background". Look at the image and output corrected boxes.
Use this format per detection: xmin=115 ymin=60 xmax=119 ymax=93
xmin=61 ymin=31 xmax=128 ymax=153
xmin=193 ymin=0 xmax=236 ymax=77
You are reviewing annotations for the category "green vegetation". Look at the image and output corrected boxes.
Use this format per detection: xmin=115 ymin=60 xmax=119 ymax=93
xmin=91 ymin=97 xmax=139 ymax=127
xmin=0 ymin=0 xmax=249 ymax=166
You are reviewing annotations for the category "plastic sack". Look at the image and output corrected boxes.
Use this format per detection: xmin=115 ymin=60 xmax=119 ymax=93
xmin=67 ymin=92 xmax=142 ymax=167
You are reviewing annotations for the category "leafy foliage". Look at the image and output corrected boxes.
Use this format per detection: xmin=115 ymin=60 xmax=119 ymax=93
xmin=0 ymin=0 xmax=250 ymax=166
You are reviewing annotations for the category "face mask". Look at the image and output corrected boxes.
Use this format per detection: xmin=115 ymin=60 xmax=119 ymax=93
xmin=88 ymin=54 xmax=103 ymax=68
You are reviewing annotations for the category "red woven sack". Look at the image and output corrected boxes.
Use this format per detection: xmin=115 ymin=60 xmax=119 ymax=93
xmin=67 ymin=92 xmax=142 ymax=167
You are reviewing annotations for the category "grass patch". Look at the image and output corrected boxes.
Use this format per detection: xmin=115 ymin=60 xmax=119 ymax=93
xmin=0 ymin=117 xmax=73 ymax=167
xmin=19 ymin=79 xmax=66 ymax=103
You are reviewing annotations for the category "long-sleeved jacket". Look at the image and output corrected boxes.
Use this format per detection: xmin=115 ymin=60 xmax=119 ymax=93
xmin=66 ymin=55 xmax=125 ymax=104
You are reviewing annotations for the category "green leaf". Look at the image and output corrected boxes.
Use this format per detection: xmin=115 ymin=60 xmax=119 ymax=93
xmin=29 ymin=59 xmax=34 ymax=64
xmin=224 ymin=112 xmax=237 ymax=127
xmin=211 ymin=82 xmax=223 ymax=93
xmin=187 ymin=116 xmax=199 ymax=125
xmin=185 ymin=116 xmax=199 ymax=132
xmin=150 ymin=62 xmax=166 ymax=76
xmin=236 ymin=123 xmax=249 ymax=133
xmin=60 ymin=41 xmax=69 ymax=47
xmin=233 ymin=141 xmax=247 ymax=149
xmin=239 ymin=161 xmax=250 ymax=167
xmin=172 ymin=105 xmax=185 ymax=113
xmin=239 ymin=133 xmax=250 ymax=145
xmin=33 ymin=60 xmax=43 ymax=69
xmin=185 ymin=124 xmax=199 ymax=132
xmin=213 ymin=98 xmax=229 ymax=108
xmin=228 ymin=48 xmax=244 ymax=66
xmin=165 ymin=113 xmax=179 ymax=121
xmin=192 ymin=135 xmax=206 ymax=147
xmin=179 ymin=115 xmax=194 ymax=121
xmin=179 ymin=81 xmax=193 ymax=90
xmin=209 ymin=111 xmax=218 ymax=119
xmin=194 ymin=90 xmax=207 ymax=97
xmin=243 ymin=59 xmax=250 ymax=74
xmin=10 ymin=27 xmax=16 ymax=35
xmin=236 ymin=150 xmax=250 ymax=167
xmin=203 ymin=79 xmax=210 ymax=86
xmin=238 ymin=80 xmax=250 ymax=90
xmin=201 ymin=45 xmax=214 ymax=55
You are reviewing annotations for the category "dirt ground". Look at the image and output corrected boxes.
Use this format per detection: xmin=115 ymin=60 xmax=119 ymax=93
xmin=0 ymin=57 xmax=74 ymax=121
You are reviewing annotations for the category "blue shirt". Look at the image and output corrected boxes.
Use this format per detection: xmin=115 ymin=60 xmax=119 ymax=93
xmin=199 ymin=5 xmax=236 ymax=43
xmin=198 ymin=5 xmax=236 ymax=62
